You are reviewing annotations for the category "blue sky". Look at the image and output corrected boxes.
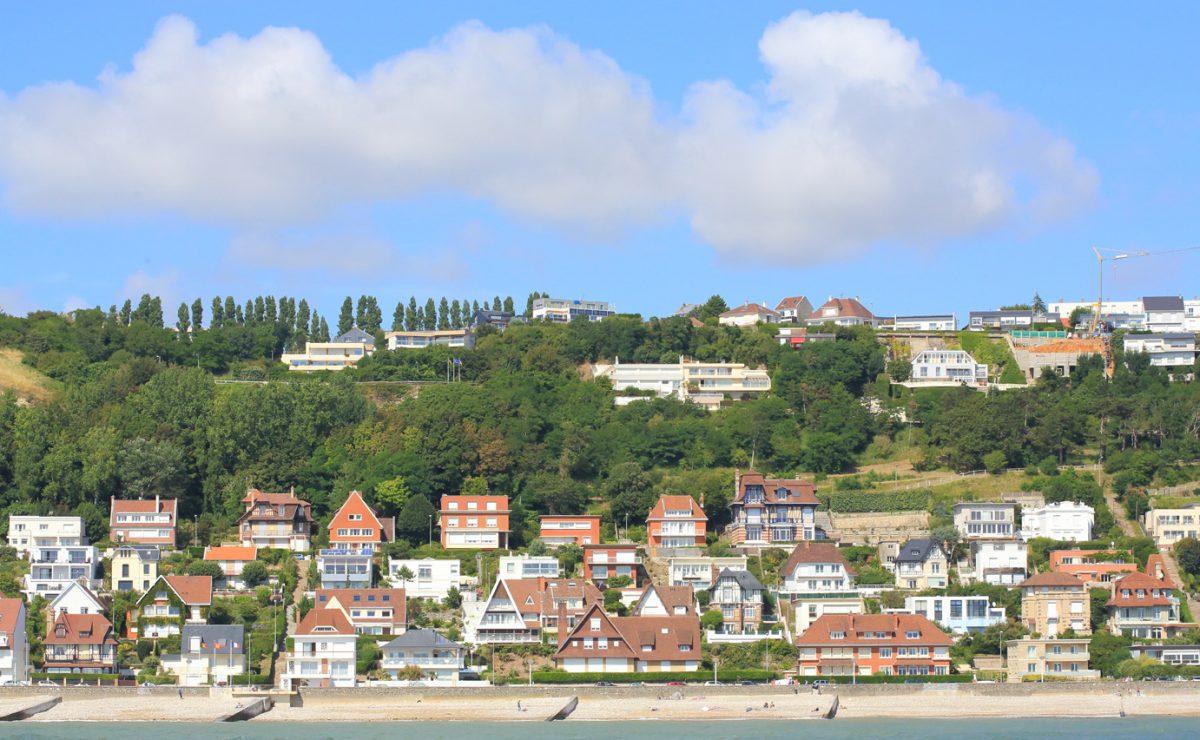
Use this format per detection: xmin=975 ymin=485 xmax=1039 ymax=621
xmin=1 ymin=2 xmax=1198 ymax=322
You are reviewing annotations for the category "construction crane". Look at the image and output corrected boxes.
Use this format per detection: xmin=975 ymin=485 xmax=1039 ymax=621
xmin=1088 ymin=245 xmax=1200 ymax=335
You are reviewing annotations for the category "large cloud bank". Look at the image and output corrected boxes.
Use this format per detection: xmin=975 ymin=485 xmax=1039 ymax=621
xmin=0 ymin=11 xmax=1096 ymax=264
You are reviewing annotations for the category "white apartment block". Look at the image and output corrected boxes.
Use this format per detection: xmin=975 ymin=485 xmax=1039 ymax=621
xmin=1143 ymin=506 xmax=1200 ymax=548
xmin=1142 ymin=296 xmax=1187 ymax=333
xmin=384 ymin=329 xmax=472 ymax=350
xmin=1186 ymin=299 xmax=1200 ymax=332
xmin=667 ymin=556 xmax=748 ymax=590
xmin=967 ymin=540 xmax=1029 ymax=586
xmin=1020 ymin=502 xmax=1094 ymax=542
xmin=596 ymin=356 xmax=770 ymax=411
xmin=498 ymin=555 xmax=561 ymax=579
xmin=285 ymin=610 xmax=357 ymax=688
xmin=1123 ymin=334 xmax=1197 ymax=369
xmin=280 ymin=328 xmax=374 ymax=372
xmin=910 ymin=350 xmax=988 ymax=384
xmin=886 ymin=314 xmax=957 ymax=332
xmin=7 ymin=516 xmax=86 ymax=559
xmin=903 ymin=595 xmax=1006 ymax=634
xmin=953 ymin=503 xmax=1017 ymax=540
xmin=1048 ymin=299 xmax=1143 ymax=318
xmin=532 ymin=297 xmax=614 ymax=323
xmin=389 ymin=558 xmax=463 ymax=600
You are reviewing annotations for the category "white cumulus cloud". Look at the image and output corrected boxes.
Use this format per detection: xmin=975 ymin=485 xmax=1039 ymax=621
xmin=0 ymin=11 xmax=1096 ymax=265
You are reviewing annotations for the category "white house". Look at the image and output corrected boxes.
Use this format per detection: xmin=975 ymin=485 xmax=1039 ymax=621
xmin=22 ymin=530 xmax=99 ymax=600
xmin=380 ymin=629 xmax=464 ymax=682
xmin=203 ymin=545 xmax=259 ymax=590
xmin=1123 ymin=333 xmax=1197 ymax=369
xmin=667 ymin=555 xmax=748 ymax=590
xmin=280 ymin=327 xmax=375 ymax=372
xmin=284 ymin=607 xmax=357 ymax=688
xmin=532 ymin=298 xmax=615 ymax=323
xmin=953 ymin=503 xmax=1017 ymax=540
xmin=966 ymin=540 xmax=1029 ymax=586
xmin=910 ymin=350 xmax=988 ymax=384
xmin=498 ymin=555 xmax=561 ymax=580
xmin=903 ymin=595 xmax=1006 ymax=634
xmin=48 ymin=581 xmax=105 ymax=616
xmin=718 ymin=302 xmax=780 ymax=327
xmin=968 ymin=310 xmax=1033 ymax=330
xmin=1141 ymin=296 xmax=1187 ymax=333
xmin=595 ymin=357 xmax=771 ymax=410
xmin=774 ymin=296 xmax=813 ymax=324
xmin=1186 ymin=298 xmax=1200 ymax=332
xmin=886 ymin=314 xmax=957 ymax=332
xmin=7 ymin=516 xmax=87 ymax=560
xmin=160 ymin=625 xmax=246 ymax=687
xmin=389 ymin=558 xmax=463 ymax=600
xmin=780 ymin=542 xmax=863 ymax=634
xmin=1020 ymin=502 xmax=1094 ymax=542
xmin=384 ymin=329 xmax=472 ymax=350
xmin=0 ymin=598 xmax=28 ymax=685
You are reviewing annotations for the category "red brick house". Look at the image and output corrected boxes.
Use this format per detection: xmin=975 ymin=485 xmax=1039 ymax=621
xmin=539 ymin=515 xmax=602 ymax=547
xmin=328 ymin=490 xmax=394 ymax=552
xmin=439 ymin=495 xmax=510 ymax=550
xmin=582 ymin=544 xmax=642 ymax=587
xmin=110 ymin=496 xmax=177 ymax=547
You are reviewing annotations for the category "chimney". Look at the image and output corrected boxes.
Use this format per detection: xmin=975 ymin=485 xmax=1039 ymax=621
xmin=538 ymin=576 xmax=546 ymax=594
xmin=734 ymin=469 xmax=741 ymax=494
xmin=155 ymin=494 xmax=160 ymax=513
xmin=557 ymin=599 xmax=569 ymax=649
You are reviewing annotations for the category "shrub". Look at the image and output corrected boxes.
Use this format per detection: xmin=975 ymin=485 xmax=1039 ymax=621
xmin=241 ymin=560 xmax=269 ymax=588
xmin=187 ymin=560 xmax=224 ymax=579
xmin=530 ymin=669 xmax=776 ymax=684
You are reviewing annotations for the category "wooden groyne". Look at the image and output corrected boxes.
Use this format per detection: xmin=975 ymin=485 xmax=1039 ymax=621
xmin=0 ymin=696 xmax=61 ymax=721
xmin=547 ymin=696 xmax=579 ymax=721
xmin=219 ymin=697 xmax=273 ymax=722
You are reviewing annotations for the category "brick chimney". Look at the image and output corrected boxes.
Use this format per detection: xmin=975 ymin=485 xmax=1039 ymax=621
xmin=557 ymin=599 xmax=569 ymax=649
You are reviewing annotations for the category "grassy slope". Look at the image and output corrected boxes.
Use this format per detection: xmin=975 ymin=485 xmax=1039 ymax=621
xmin=0 ymin=348 xmax=57 ymax=403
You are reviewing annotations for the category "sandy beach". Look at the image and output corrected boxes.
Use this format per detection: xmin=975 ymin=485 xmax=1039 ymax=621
xmin=3 ymin=685 xmax=1198 ymax=722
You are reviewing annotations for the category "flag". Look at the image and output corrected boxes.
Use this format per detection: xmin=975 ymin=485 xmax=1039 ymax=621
xmin=234 ymin=642 xmax=241 ymax=649
xmin=453 ymin=357 xmax=461 ymax=365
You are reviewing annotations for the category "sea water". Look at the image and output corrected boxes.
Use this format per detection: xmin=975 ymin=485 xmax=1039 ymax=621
xmin=0 ymin=719 xmax=1191 ymax=740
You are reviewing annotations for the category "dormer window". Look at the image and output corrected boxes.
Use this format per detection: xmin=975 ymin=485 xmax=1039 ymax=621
xmin=775 ymin=487 xmax=789 ymax=500
xmin=830 ymin=631 xmax=845 ymax=640
xmin=906 ymin=631 xmax=920 ymax=639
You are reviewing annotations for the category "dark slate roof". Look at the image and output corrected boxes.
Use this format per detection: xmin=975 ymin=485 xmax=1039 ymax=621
xmin=334 ymin=327 xmax=375 ymax=345
xmin=115 ymin=544 xmax=161 ymax=561
xmin=709 ymin=568 xmax=765 ymax=594
xmin=1126 ymin=333 xmax=1195 ymax=342
xmin=895 ymin=538 xmax=943 ymax=564
xmin=181 ymin=624 xmax=245 ymax=655
xmin=382 ymin=628 xmax=462 ymax=650
xmin=1142 ymin=296 xmax=1184 ymax=311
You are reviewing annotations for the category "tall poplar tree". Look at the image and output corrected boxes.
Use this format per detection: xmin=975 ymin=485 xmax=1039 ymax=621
xmin=338 ymin=297 xmax=354 ymax=335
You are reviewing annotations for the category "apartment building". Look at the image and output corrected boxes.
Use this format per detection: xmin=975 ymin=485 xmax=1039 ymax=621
xmin=1142 ymin=296 xmax=1187 ymax=333
xmin=160 ymin=624 xmax=246 ymax=687
xmin=1049 ymin=549 xmax=1137 ymax=587
xmin=316 ymin=588 xmax=406 ymax=635
xmin=727 ymin=471 xmax=820 ymax=546
xmin=318 ymin=548 xmax=373 ymax=589
xmin=7 ymin=516 xmax=87 ymax=560
xmin=1106 ymin=571 xmax=1180 ymax=639
xmin=498 ymin=555 xmax=561 ymax=579
xmin=1020 ymin=501 xmax=1094 ymax=542
xmin=384 ymin=329 xmax=472 ymax=350
xmin=280 ymin=327 xmax=374 ymax=372
xmin=965 ymin=540 xmax=1028 ymax=586
xmin=646 ymin=495 xmax=707 ymax=550
xmin=782 ymin=542 xmax=863 ymax=634
xmin=968 ymin=310 xmax=1033 ymax=330
xmin=796 ymin=614 xmax=952 ymax=677
xmin=388 ymin=558 xmax=462 ymax=600
xmin=1005 ymin=637 xmax=1098 ymax=682
xmin=236 ymin=489 xmax=313 ymax=552
xmin=539 ymin=515 xmax=601 ymax=548
xmin=884 ymin=314 xmax=957 ymax=332
xmin=531 ymin=297 xmax=614 ymax=322
xmin=1018 ymin=572 xmax=1090 ymax=636
xmin=439 ymin=495 xmax=510 ymax=550
xmin=953 ymin=503 xmax=1017 ymax=540
xmin=1143 ymin=505 xmax=1200 ymax=547
xmin=582 ymin=544 xmax=642 ymax=588
xmin=16 ymin=516 xmax=99 ymax=599
xmin=903 ymin=595 xmax=1006 ymax=634
xmin=109 ymin=496 xmax=177 ymax=546
xmin=910 ymin=350 xmax=988 ymax=384
xmin=595 ymin=356 xmax=771 ymax=410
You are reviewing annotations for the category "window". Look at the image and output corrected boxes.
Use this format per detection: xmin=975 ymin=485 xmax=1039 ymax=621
xmin=590 ymin=618 xmax=601 ymax=631
xmin=905 ymin=631 xmax=920 ymax=639
xmin=830 ymin=631 xmax=845 ymax=640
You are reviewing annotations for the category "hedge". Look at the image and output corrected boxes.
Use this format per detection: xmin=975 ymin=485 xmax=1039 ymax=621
xmin=230 ymin=673 xmax=274 ymax=685
xmin=793 ymin=674 xmax=972 ymax=684
xmin=529 ymin=669 xmax=777 ymax=684
xmin=820 ymin=490 xmax=931 ymax=513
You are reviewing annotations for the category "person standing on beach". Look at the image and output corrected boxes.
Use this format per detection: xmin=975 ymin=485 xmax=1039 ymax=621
xmin=178 ymin=688 xmax=183 ymax=700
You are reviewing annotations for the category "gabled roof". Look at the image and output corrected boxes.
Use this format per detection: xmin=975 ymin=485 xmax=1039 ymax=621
xmin=632 ymin=584 xmax=695 ymax=616
xmin=709 ymin=568 xmax=765 ymax=594
xmin=813 ymin=297 xmax=874 ymax=319
xmin=553 ymin=603 xmax=702 ymax=663
xmin=1108 ymin=572 xmax=1175 ymax=607
xmin=895 ymin=539 xmax=944 ymax=564
xmin=49 ymin=580 xmax=105 ymax=613
xmin=1018 ymin=572 xmax=1085 ymax=589
xmin=553 ymin=603 xmax=639 ymax=660
xmin=647 ymin=495 xmax=707 ymax=521
xmin=46 ymin=612 xmax=116 ymax=646
xmin=783 ymin=542 xmax=855 ymax=577
xmin=138 ymin=575 xmax=213 ymax=607
xmin=775 ymin=296 xmax=811 ymax=311
xmin=734 ymin=471 xmax=819 ymax=506
xmin=383 ymin=628 xmax=462 ymax=650
xmin=239 ymin=489 xmax=313 ymax=524
xmin=294 ymin=606 xmax=355 ymax=636
xmin=719 ymin=302 xmax=778 ymax=318
xmin=1144 ymin=554 xmax=1175 ymax=587
xmin=204 ymin=545 xmax=258 ymax=562
xmin=0 ymin=598 xmax=24 ymax=641
xmin=317 ymin=588 xmax=406 ymax=625
xmin=181 ymin=624 xmax=245 ymax=655
xmin=796 ymin=614 xmax=952 ymax=647
xmin=329 ymin=490 xmax=395 ymax=543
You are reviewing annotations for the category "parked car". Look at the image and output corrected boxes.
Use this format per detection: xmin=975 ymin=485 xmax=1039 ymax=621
xmin=667 ymin=681 xmax=686 ymax=686
xmin=811 ymin=680 xmax=829 ymax=687
xmin=595 ymin=681 xmax=615 ymax=687
xmin=703 ymin=681 xmax=725 ymax=686
xmin=738 ymin=680 xmax=757 ymax=686
xmin=37 ymin=680 xmax=59 ymax=687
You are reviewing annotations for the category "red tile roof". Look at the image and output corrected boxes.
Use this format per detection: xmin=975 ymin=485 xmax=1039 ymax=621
xmin=204 ymin=546 xmax=258 ymax=562
xmin=782 ymin=542 xmax=855 ymax=577
xmin=647 ymin=495 xmax=707 ymax=521
xmin=239 ymin=489 xmax=313 ymax=523
xmin=1108 ymin=572 xmax=1175 ymax=607
xmin=553 ymin=603 xmax=701 ymax=662
xmin=0 ymin=598 xmax=23 ymax=641
xmin=329 ymin=490 xmax=395 ymax=544
xmin=775 ymin=296 xmax=810 ymax=310
xmin=163 ymin=575 xmax=213 ymax=606
xmin=1018 ymin=572 xmax=1086 ymax=589
xmin=439 ymin=495 xmax=510 ymax=513
xmin=294 ymin=606 xmax=356 ymax=636
xmin=813 ymin=297 xmax=875 ymax=319
xmin=317 ymin=588 xmax=406 ymax=626
xmin=45 ymin=612 xmax=117 ymax=646
xmin=111 ymin=498 xmax=177 ymax=515
xmin=734 ymin=471 xmax=819 ymax=506
xmin=720 ymin=303 xmax=778 ymax=318
xmin=796 ymin=614 xmax=952 ymax=647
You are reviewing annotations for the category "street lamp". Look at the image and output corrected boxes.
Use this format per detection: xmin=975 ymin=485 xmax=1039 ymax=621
xmin=428 ymin=515 xmax=433 ymax=547
xmin=528 ymin=657 xmax=534 ymax=685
